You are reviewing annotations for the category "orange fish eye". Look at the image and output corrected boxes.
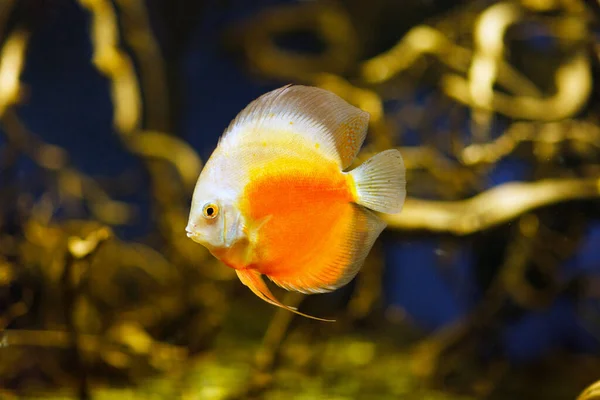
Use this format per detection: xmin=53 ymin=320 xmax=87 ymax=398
xmin=202 ymin=203 xmax=219 ymax=219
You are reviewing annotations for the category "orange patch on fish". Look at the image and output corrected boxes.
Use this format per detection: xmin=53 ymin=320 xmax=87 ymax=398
xmin=239 ymin=154 xmax=355 ymax=290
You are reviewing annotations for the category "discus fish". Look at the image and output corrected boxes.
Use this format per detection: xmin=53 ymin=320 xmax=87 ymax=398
xmin=186 ymin=85 xmax=406 ymax=321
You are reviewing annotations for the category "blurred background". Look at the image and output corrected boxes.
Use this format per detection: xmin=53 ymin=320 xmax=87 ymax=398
xmin=1 ymin=0 xmax=600 ymax=398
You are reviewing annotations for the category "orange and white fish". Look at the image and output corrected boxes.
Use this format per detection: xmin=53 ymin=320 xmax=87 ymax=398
xmin=186 ymin=85 xmax=406 ymax=321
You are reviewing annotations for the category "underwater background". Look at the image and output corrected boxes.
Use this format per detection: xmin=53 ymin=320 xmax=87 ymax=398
xmin=1 ymin=0 xmax=600 ymax=398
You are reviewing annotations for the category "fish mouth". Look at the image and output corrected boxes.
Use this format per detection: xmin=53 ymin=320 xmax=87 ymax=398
xmin=186 ymin=226 xmax=209 ymax=248
xmin=186 ymin=232 xmax=204 ymax=245
xmin=185 ymin=225 xmax=199 ymax=239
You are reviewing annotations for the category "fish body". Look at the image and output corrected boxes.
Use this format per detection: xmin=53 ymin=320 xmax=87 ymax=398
xmin=186 ymin=85 xmax=406 ymax=320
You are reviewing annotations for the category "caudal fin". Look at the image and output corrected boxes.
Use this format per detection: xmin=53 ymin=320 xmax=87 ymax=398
xmin=348 ymin=149 xmax=406 ymax=214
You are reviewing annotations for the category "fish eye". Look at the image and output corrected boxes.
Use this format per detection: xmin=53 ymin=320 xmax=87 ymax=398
xmin=202 ymin=203 xmax=219 ymax=219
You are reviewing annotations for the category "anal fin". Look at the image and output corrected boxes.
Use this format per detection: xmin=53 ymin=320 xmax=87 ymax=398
xmin=267 ymin=204 xmax=386 ymax=295
xmin=235 ymin=269 xmax=335 ymax=322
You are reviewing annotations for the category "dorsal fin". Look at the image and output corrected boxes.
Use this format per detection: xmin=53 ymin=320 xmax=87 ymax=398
xmin=221 ymin=85 xmax=370 ymax=169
